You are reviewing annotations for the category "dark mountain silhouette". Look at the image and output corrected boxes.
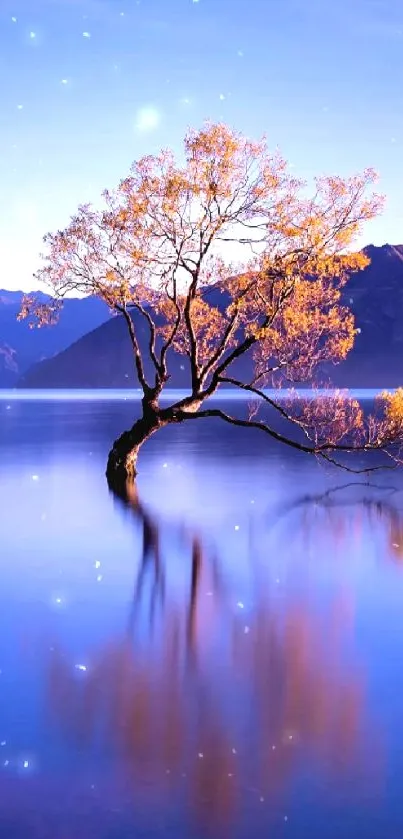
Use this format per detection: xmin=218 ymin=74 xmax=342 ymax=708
xmin=329 ymin=243 xmax=403 ymax=386
xmin=16 ymin=244 xmax=403 ymax=389
xmin=0 ymin=291 xmax=109 ymax=386
xmin=17 ymin=309 xmax=194 ymax=389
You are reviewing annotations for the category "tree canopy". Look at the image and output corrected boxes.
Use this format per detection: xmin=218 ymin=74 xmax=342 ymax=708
xmin=20 ymin=121 xmax=403 ymax=477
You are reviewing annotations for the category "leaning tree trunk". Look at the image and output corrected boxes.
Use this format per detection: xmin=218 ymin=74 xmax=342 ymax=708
xmin=106 ymin=413 xmax=163 ymax=491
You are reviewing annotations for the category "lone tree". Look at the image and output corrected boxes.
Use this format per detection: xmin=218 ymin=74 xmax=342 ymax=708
xmin=20 ymin=122 xmax=403 ymax=486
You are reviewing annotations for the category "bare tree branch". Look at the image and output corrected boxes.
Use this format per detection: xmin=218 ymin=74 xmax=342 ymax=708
xmin=116 ymin=304 xmax=150 ymax=393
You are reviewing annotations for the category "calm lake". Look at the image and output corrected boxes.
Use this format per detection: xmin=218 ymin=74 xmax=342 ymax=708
xmin=1 ymin=392 xmax=403 ymax=838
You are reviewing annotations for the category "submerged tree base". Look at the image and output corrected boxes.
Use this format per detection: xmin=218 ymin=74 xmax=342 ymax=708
xmin=106 ymin=424 xmax=145 ymax=489
xmin=106 ymin=414 xmax=165 ymax=491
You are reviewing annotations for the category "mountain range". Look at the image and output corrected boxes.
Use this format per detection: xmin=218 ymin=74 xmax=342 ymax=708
xmin=3 ymin=243 xmax=403 ymax=389
xmin=0 ymin=291 xmax=109 ymax=387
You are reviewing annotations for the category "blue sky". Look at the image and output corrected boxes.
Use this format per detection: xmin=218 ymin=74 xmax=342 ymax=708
xmin=1 ymin=0 xmax=403 ymax=289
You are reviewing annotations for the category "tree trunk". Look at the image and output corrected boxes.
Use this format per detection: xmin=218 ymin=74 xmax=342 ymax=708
xmin=106 ymin=396 xmax=204 ymax=492
xmin=106 ymin=413 xmax=162 ymax=491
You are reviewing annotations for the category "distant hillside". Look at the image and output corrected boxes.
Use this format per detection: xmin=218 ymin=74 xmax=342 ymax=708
xmin=17 ymin=244 xmax=403 ymax=389
xmin=18 ymin=314 xmax=149 ymax=389
xmin=0 ymin=291 xmax=109 ymax=386
xmin=328 ymin=244 xmax=403 ymax=386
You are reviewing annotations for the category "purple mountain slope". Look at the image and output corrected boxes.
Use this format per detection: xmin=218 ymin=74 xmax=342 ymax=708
xmin=16 ymin=244 xmax=403 ymax=389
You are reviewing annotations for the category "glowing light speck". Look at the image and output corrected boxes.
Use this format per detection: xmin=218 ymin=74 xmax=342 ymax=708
xmin=135 ymin=106 xmax=161 ymax=133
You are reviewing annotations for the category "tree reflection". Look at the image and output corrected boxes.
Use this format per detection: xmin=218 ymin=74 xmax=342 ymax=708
xmin=267 ymin=480 xmax=403 ymax=562
xmin=44 ymin=480 xmax=387 ymax=834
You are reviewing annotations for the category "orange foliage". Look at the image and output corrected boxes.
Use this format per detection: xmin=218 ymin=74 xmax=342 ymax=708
xmin=20 ymin=122 xmax=381 ymax=363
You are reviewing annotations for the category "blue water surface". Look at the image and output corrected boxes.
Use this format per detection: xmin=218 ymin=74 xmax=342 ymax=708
xmin=0 ymin=393 xmax=402 ymax=838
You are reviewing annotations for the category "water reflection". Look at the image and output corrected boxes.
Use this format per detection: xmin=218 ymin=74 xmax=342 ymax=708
xmin=41 ymin=479 xmax=389 ymax=836
xmin=268 ymin=480 xmax=403 ymax=564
